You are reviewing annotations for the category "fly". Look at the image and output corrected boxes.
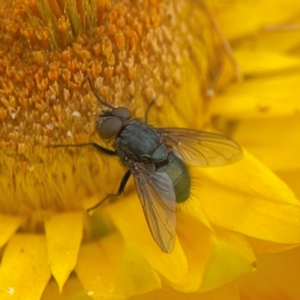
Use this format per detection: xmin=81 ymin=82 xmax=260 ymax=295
xmin=53 ymin=78 xmax=243 ymax=253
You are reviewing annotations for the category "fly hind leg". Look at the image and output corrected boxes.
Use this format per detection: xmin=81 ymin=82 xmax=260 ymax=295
xmin=87 ymin=170 xmax=131 ymax=213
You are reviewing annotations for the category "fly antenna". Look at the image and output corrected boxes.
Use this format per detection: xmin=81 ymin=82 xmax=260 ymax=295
xmin=87 ymin=77 xmax=115 ymax=109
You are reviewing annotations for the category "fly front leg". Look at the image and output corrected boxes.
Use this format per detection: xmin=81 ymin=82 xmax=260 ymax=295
xmin=144 ymin=100 xmax=155 ymax=124
xmin=50 ymin=142 xmax=117 ymax=156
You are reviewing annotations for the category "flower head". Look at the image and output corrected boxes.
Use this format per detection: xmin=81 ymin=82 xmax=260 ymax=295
xmin=0 ymin=0 xmax=299 ymax=299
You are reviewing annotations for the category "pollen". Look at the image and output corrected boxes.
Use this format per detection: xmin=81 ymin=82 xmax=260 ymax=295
xmin=0 ymin=0 xmax=221 ymax=213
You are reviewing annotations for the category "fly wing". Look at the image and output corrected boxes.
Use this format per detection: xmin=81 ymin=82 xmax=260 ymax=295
xmin=129 ymin=161 xmax=176 ymax=253
xmin=157 ymin=128 xmax=243 ymax=166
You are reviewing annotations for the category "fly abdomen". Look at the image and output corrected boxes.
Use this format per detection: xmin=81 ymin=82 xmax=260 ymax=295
xmin=156 ymin=151 xmax=191 ymax=203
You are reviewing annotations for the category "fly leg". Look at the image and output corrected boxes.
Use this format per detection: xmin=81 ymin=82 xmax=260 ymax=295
xmin=144 ymin=100 xmax=155 ymax=124
xmin=50 ymin=142 xmax=117 ymax=156
xmin=87 ymin=170 xmax=131 ymax=213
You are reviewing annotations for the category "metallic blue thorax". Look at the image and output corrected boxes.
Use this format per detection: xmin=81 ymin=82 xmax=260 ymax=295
xmin=115 ymin=120 xmax=168 ymax=164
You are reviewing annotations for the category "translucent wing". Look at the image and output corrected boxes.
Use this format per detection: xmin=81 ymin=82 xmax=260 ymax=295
xmin=157 ymin=128 xmax=243 ymax=166
xmin=128 ymin=161 xmax=176 ymax=253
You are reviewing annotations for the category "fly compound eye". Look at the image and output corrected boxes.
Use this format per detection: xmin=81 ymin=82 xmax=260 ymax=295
xmin=98 ymin=117 xmax=123 ymax=141
xmin=111 ymin=107 xmax=131 ymax=119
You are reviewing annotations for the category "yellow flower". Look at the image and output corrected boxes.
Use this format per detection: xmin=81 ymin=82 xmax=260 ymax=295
xmin=0 ymin=1 xmax=299 ymax=300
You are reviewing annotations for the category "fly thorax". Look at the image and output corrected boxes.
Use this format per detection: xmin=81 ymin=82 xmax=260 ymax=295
xmin=116 ymin=121 xmax=168 ymax=164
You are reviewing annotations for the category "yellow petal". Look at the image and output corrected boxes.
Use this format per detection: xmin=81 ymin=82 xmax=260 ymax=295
xmin=233 ymin=115 xmax=300 ymax=171
xmin=198 ymin=283 xmax=240 ymax=300
xmin=174 ymin=212 xmax=255 ymax=292
xmin=209 ymin=73 xmax=300 ymax=119
xmin=115 ymin=239 xmax=162 ymax=298
xmin=174 ymin=212 xmax=212 ymax=291
xmin=239 ymin=247 xmax=300 ymax=300
xmin=234 ymin=50 xmax=300 ymax=76
xmin=247 ymin=237 xmax=299 ymax=253
xmin=41 ymin=277 xmax=90 ymax=300
xmin=200 ymin=229 xmax=256 ymax=292
xmin=0 ymin=234 xmax=51 ymax=300
xmin=75 ymin=232 xmax=161 ymax=299
xmin=76 ymin=233 xmax=122 ymax=299
xmin=131 ymin=282 xmax=240 ymax=300
xmin=252 ymin=27 xmax=300 ymax=53
xmin=45 ymin=211 xmax=84 ymax=292
xmin=278 ymin=169 xmax=300 ymax=199
xmin=235 ymin=27 xmax=300 ymax=55
xmin=0 ymin=214 xmax=24 ymax=247
xmin=178 ymin=189 xmax=214 ymax=231
xmin=104 ymin=195 xmax=188 ymax=286
xmin=198 ymin=151 xmax=300 ymax=244
xmin=209 ymin=0 xmax=300 ymax=40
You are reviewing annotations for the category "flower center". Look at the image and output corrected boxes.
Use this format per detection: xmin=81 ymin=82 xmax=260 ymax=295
xmin=0 ymin=0 xmax=223 ymax=214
